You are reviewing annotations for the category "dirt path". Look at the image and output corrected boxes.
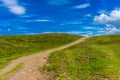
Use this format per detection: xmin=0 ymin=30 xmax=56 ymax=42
xmin=0 ymin=37 xmax=88 ymax=80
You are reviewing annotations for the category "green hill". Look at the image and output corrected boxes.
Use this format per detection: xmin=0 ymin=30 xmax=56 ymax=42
xmin=44 ymin=35 xmax=120 ymax=80
xmin=0 ymin=33 xmax=120 ymax=80
xmin=0 ymin=34 xmax=80 ymax=69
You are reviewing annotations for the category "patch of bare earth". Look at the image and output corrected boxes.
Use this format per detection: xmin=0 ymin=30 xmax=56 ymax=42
xmin=0 ymin=37 xmax=88 ymax=80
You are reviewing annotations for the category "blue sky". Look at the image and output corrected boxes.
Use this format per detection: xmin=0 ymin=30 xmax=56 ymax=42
xmin=0 ymin=0 xmax=120 ymax=36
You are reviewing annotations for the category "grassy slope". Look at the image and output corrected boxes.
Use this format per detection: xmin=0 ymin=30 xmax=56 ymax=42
xmin=44 ymin=35 xmax=120 ymax=80
xmin=0 ymin=33 xmax=80 ymax=69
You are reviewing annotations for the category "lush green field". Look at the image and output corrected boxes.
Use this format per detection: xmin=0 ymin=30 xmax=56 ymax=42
xmin=44 ymin=35 xmax=120 ymax=80
xmin=0 ymin=33 xmax=80 ymax=69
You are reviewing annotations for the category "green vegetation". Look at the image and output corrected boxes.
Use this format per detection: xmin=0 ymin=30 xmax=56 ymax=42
xmin=0 ymin=33 xmax=80 ymax=69
xmin=0 ymin=64 xmax=22 ymax=80
xmin=44 ymin=35 xmax=120 ymax=80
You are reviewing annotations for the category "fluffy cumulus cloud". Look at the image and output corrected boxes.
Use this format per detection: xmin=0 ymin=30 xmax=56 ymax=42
xmin=47 ymin=0 xmax=70 ymax=5
xmin=105 ymin=27 xmax=120 ymax=34
xmin=94 ymin=9 xmax=120 ymax=33
xmin=2 ymin=0 xmax=26 ymax=15
xmin=74 ymin=3 xmax=90 ymax=9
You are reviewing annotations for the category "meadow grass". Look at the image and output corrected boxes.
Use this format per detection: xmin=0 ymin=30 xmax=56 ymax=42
xmin=0 ymin=33 xmax=80 ymax=70
xmin=43 ymin=35 xmax=120 ymax=80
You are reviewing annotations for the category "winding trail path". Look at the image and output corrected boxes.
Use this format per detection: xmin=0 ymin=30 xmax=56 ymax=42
xmin=0 ymin=37 xmax=88 ymax=80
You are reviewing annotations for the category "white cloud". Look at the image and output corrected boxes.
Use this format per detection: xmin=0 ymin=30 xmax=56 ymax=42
xmin=64 ymin=31 xmax=85 ymax=34
xmin=83 ymin=26 xmax=99 ymax=30
xmin=74 ymin=3 xmax=90 ymax=9
xmin=9 ymin=6 xmax=26 ymax=15
xmin=26 ymin=19 xmax=53 ymax=22
xmin=85 ymin=14 xmax=92 ymax=17
xmin=20 ymin=15 xmax=35 ymax=18
xmin=34 ymin=19 xmax=53 ymax=22
xmin=2 ymin=0 xmax=17 ymax=5
xmin=97 ymin=30 xmax=105 ymax=33
xmin=2 ymin=0 xmax=26 ymax=15
xmin=60 ymin=21 xmax=83 ymax=25
xmin=42 ymin=31 xmax=86 ymax=35
xmin=105 ymin=27 xmax=120 ymax=34
xmin=86 ymin=31 xmax=93 ymax=35
xmin=94 ymin=9 xmax=120 ymax=33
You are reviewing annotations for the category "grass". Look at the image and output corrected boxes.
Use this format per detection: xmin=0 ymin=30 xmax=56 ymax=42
xmin=0 ymin=64 xmax=22 ymax=80
xmin=0 ymin=33 xmax=80 ymax=70
xmin=43 ymin=35 xmax=120 ymax=80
